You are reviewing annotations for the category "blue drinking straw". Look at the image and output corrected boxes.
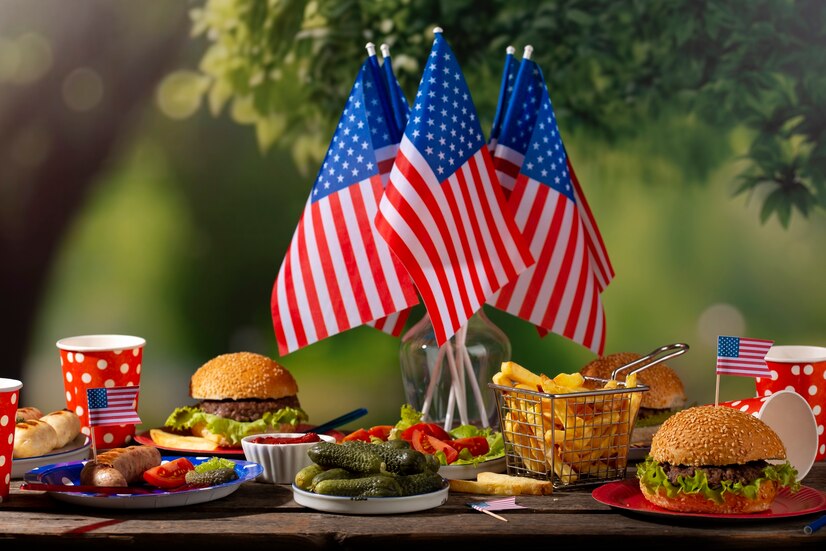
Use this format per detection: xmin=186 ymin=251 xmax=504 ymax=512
xmin=803 ymin=513 xmax=826 ymax=535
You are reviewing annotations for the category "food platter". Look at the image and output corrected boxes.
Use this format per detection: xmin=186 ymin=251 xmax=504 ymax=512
xmin=592 ymin=479 xmax=826 ymax=521
xmin=21 ymin=455 xmax=262 ymax=509
xmin=11 ymin=434 xmax=91 ymax=479
xmin=291 ymin=481 xmax=449 ymax=515
xmin=134 ymin=424 xmax=344 ymax=457
xmin=438 ymin=456 xmax=506 ymax=480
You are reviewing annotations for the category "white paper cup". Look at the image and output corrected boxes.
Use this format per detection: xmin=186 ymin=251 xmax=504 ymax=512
xmin=718 ymin=390 xmax=817 ymax=480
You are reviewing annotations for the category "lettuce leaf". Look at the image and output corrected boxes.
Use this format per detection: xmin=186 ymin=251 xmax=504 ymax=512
xmin=636 ymin=456 xmax=800 ymax=504
xmin=164 ymin=406 xmax=308 ymax=447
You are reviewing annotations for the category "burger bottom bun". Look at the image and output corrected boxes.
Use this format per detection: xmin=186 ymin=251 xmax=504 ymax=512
xmin=192 ymin=422 xmax=298 ymax=449
xmin=640 ymin=480 xmax=779 ymax=514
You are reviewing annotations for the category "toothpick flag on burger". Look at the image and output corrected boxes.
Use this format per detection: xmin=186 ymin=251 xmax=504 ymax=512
xmin=270 ymin=48 xmax=419 ymax=355
xmin=487 ymin=48 xmax=613 ymax=355
xmin=375 ymin=28 xmax=534 ymax=346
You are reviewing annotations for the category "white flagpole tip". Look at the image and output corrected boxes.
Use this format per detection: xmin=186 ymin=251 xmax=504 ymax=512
xmin=365 ymin=42 xmax=377 ymax=57
xmin=432 ymin=26 xmax=443 ymax=34
xmin=523 ymin=45 xmax=533 ymax=59
xmin=380 ymin=43 xmax=391 ymax=57
xmin=506 ymin=45 xmax=516 ymax=55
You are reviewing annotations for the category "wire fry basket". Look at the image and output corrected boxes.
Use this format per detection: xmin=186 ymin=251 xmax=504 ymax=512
xmin=490 ymin=343 xmax=689 ymax=490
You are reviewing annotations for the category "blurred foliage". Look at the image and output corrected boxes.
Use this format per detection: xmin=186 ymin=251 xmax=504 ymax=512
xmin=177 ymin=0 xmax=826 ymax=226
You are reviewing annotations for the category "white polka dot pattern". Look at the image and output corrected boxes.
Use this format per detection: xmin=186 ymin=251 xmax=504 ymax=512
xmin=0 ymin=389 xmax=20 ymax=500
xmin=760 ymin=354 xmax=826 ymax=461
xmin=59 ymin=345 xmax=143 ymax=449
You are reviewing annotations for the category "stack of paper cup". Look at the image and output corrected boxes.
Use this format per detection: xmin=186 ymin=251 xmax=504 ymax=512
xmin=759 ymin=345 xmax=826 ymax=461
xmin=717 ymin=390 xmax=817 ymax=480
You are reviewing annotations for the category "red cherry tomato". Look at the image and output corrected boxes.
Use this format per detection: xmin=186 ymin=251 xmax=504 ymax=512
xmin=448 ymin=436 xmax=489 ymax=457
xmin=367 ymin=425 xmax=393 ymax=441
xmin=143 ymin=457 xmax=195 ymax=489
xmin=410 ymin=429 xmax=437 ymax=454
xmin=400 ymin=422 xmax=451 ymax=442
xmin=342 ymin=428 xmax=371 ymax=442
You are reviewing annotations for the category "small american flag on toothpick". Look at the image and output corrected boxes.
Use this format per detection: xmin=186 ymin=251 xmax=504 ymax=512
xmin=468 ymin=496 xmax=525 ymax=521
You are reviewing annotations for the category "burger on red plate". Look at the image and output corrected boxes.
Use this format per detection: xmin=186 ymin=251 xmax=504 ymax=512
xmin=163 ymin=352 xmax=308 ymax=448
xmin=636 ymin=405 xmax=800 ymax=514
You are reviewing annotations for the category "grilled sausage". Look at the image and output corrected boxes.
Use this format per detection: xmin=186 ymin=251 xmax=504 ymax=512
xmin=80 ymin=445 xmax=162 ymax=487
xmin=13 ymin=419 xmax=59 ymax=458
xmin=39 ymin=410 xmax=82 ymax=448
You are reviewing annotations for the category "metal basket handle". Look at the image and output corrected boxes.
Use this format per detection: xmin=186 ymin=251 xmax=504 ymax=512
xmin=610 ymin=342 xmax=689 ymax=380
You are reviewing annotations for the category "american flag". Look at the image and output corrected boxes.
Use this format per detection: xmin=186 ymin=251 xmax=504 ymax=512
xmin=271 ymin=54 xmax=419 ymax=355
xmin=488 ymin=45 xmax=518 ymax=153
xmin=716 ymin=336 xmax=774 ymax=377
xmin=366 ymin=45 xmax=414 ymax=338
xmin=86 ymin=386 xmax=141 ymax=426
xmin=375 ymin=30 xmax=534 ymax=345
xmin=488 ymin=56 xmax=610 ymax=355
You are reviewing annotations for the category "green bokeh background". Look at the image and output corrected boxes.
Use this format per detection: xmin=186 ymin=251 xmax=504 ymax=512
xmin=6 ymin=1 xmax=824 ymax=433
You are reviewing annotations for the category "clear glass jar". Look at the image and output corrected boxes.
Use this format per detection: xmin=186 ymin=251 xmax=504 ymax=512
xmin=399 ymin=308 xmax=511 ymax=429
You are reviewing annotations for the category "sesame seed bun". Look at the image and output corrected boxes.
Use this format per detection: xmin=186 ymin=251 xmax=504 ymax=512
xmin=649 ymin=405 xmax=787 ymax=466
xmin=640 ymin=478 xmax=779 ymax=514
xmin=189 ymin=352 xmax=299 ymax=400
xmin=580 ymin=352 xmax=686 ymax=409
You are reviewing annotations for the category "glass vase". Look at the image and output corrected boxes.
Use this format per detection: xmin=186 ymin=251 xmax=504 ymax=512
xmin=399 ymin=308 xmax=511 ymax=430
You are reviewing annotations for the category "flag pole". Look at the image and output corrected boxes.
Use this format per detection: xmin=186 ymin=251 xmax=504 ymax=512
xmin=90 ymin=426 xmax=97 ymax=460
xmin=715 ymin=374 xmax=721 ymax=407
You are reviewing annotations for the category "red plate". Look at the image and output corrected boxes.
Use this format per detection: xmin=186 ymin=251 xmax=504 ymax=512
xmin=134 ymin=424 xmax=344 ymax=457
xmin=592 ymin=479 xmax=826 ymax=521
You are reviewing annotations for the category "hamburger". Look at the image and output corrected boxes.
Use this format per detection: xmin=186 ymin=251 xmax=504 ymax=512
xmin=636 ymin=405 xmax=799 ymax=514
xmin=163 ymin=352 xmax=308 ymax=448
xmin=580 ymin=352 xmax=687 ymax=446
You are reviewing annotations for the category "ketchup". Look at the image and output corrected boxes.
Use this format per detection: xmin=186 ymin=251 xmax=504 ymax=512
xmin=250 ymin=433 xmax=322 ymax=445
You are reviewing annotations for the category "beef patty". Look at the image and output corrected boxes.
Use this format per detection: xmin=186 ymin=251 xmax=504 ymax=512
xmin=198 ymin=395 xmax=301 ymax=422
xmin=661 ymin=460 xmax=769 ymax=489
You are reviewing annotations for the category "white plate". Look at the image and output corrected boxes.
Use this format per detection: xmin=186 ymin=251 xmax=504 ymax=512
xmin=292 ymin=482 xmax=449 ymax=515
xmin=438 ymin=456 xmax=506 ymax=480
xmin=11 ymin=434 xmax=91 ymax=479
xmin=22 ymin=455 xmax=262 ymax=509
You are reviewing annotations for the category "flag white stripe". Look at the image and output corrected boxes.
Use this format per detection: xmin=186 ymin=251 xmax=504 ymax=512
xmin=550 ymin=206 xmax=582 ymax=335
xmin=301 ymin=203 xmax=340 ymax=335
xmin=276 ymin=257 xmax=299 ymax=352
xmin=492 ymin=144 xmax=523 ymax=190
xmin=443 ymin=169 xmax=483 ymax=314
xmin=448 ymin=165 xmax=493 ymax=299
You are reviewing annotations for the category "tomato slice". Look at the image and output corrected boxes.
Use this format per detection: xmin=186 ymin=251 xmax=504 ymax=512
xmin=400 ymin=422 xmax=451 ymax=442
xmin=143 ymin=457 xmax=195 ymax=489
xmin=448 ymin=436 xmax=489 ymax=457
xmin=367 ymin=425 xmax=393 ymax=441
xmin=409 ymin=429 xmax=459 ymax=463
xmin=342 ymin=428 xmax=371 ymax=442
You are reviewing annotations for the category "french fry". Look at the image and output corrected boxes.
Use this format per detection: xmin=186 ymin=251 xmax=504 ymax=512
xmin=492 ymin=371 xmax=514 ymax=387
xmin=501 ymin=361 xmax=543 ymax=388
xmin=449 ymin=473 xmax=553 ymax=495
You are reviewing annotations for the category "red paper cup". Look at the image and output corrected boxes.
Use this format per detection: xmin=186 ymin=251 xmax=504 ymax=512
xmin=758 ymin=345 xmax=826 ymax=462
xmin=0 ymin=378 xmax=23 ymax=503
xmin=718 ymin=390 xmax=817 ymax=479
xmin=56 ymin=335 xmax=145 ymax=449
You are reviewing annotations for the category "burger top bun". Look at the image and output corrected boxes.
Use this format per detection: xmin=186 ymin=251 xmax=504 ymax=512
xmin=650 ymin=405 xmax=787 ymax=466
xmin=580 ymin=352 xmax=686 ymax=409
xmin=189 ymin=352 xmax=299 ymax=401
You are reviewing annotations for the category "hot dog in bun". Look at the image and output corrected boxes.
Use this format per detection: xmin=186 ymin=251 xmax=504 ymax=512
xmin=636 ymin=405 xmax=799 ymax=513
xmin=163 ymin=352 xmax=308 ymax=448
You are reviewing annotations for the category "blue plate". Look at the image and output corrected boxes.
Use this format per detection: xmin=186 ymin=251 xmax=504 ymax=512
xmin=22 ymin=455 xmax=262 ymax=509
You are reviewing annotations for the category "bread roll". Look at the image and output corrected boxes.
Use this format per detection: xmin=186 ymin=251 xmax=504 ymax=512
xmin=40 ymin=410 xmax=82 ymax=448
xmin=13 ymin=419 xmax=59 ymax=458
xmin=80 ymin=445 xmax=162 ymax=487
xmin=15 ymin=406 xmax=43 ymax=422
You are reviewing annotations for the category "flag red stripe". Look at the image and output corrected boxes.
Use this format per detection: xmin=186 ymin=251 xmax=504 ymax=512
xmin=296 ymin=210 xmax=331 ymax=343
xmin=328 ymin=191 xmax=374 ymax=323
xmin=440 ymin=173 xmax=478 ymax=321
xmin=568 ymin=159 xmax=614 ymax=290
xmin=310 ymin=202 xmax=352 ymax=331
xmin=562 ymin=239 xmax=589 ymax=342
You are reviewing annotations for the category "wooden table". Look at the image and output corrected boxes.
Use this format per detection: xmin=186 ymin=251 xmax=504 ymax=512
xmin=2 ymin=462 xmax=825 ymax=550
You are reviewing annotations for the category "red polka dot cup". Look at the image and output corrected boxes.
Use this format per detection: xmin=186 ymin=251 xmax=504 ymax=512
xmin=758 ymin=345 xmax=826 ymax=462
xmin=717 ymin=390 xmax=817 ymax=480
xmin=0 ymin=378 xmax=23 ymax=503
xmin=56 ymin=335 xmax=144 ymax=450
